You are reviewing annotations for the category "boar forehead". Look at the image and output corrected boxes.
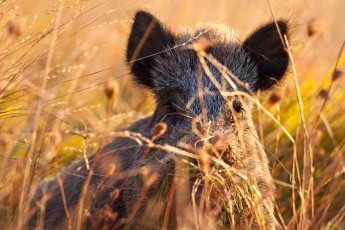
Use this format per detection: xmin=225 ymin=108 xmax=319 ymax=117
xmin=151 ymin=26 xmax=257 ymax=119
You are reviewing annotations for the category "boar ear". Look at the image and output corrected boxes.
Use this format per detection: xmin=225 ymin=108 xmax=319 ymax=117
xmin=126 ymin=11 xmax=175 ymax=89
xmin=243 ymin=20 xmax=289 ymax=91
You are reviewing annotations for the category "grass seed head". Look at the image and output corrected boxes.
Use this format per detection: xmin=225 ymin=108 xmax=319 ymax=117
xmin=7 ymin=20 xmax=22 ymax=38
xmin=318 ymin=89 xmax=329 ymax=99
xmin=332 ymin=69 xmax=343 ymax=81
xmin=268 ymin=92 xmax=281 ymax=105
xmin=104 ymin=78 xmax=119 ymax=100
xmin=307 ymin=18 xmax=325 ymax=37
xmin=151 ymin=122 xmax=167 ymax=140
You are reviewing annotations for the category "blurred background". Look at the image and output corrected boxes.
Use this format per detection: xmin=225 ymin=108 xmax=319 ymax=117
xmin=0 ymin=0 xmax=344 ymax=229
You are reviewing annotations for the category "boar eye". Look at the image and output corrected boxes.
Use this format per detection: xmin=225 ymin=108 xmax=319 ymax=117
xmin=232 ymin=100 xmax=242 ymax=114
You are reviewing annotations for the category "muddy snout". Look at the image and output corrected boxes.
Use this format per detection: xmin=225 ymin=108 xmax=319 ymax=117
xmin=194 ymin=131 xmax=236 ymax=166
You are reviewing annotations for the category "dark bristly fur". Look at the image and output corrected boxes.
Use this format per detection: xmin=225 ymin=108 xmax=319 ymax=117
xmin=27 ymin=10 xmax=289 ymax=229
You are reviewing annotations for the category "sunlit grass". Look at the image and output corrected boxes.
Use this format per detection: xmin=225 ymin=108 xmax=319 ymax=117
xmin=0 ymin=0 xmax=344 ymax=229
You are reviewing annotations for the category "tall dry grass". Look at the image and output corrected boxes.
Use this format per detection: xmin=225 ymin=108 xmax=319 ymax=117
xmin=0 ymin=0 xmax=344 ymax=229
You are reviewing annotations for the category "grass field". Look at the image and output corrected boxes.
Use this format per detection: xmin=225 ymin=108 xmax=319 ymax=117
xmin=0 ymin=0 xmax=344 ymax=229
